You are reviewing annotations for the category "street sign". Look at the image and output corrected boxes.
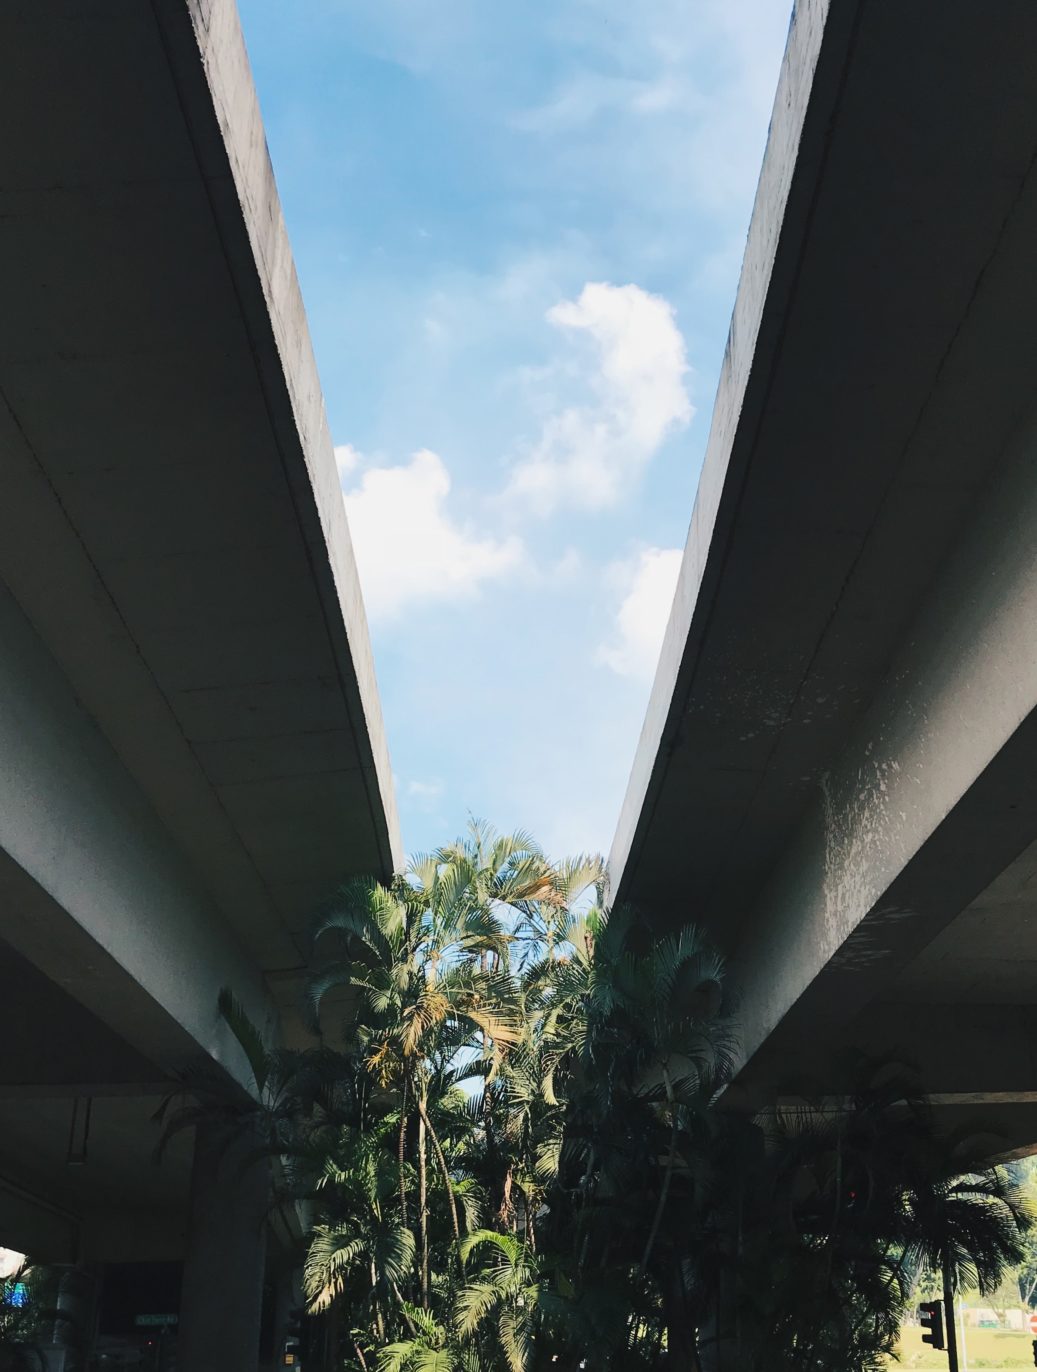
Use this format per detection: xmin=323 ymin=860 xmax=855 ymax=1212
xmin=1028 ymin=1311 xmax=1037 ymax=1335
xmin=134 ymin=1313 xmax=178 ymax=1328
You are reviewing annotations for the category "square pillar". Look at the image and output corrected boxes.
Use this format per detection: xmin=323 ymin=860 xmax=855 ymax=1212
xmin=178 ymin=1120 xmax=270 ymax=1372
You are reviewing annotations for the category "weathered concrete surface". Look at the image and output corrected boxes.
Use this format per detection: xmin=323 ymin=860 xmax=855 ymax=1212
xmin=609 ymin=0 xmax=1037 ymax=1141
xmin=0 ymin=581 xmax=273 ymax=1079
xmin=735 ymin=416 xmax=1037 ymax=1088
xmin=178 ymin=1121 xmax=270 ymax=1372
xmin=0 ymin=0 xmax=400 ymax=1258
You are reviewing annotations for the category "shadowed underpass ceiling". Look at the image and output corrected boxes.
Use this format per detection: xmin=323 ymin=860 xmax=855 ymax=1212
xmin=609 ymin=0 xmax=1037 ymax=1148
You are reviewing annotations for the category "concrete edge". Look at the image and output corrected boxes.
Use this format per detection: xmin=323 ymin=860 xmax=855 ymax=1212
xmin=607 ymin=0 xmax=855 ymax=904
xmin=174 ymin=0 xmax=403 ymax=875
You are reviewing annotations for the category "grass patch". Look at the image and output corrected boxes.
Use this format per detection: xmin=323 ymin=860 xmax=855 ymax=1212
xmin=892 ymin=1324 xmax=1035 ymax=1368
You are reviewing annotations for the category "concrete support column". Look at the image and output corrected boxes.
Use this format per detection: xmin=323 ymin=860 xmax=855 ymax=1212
xmin=47 ymin=1264 xmax=98 ymax=1372
xmin=259 ymin=1265 xmax=298 ymax=1371
xmin=178 ymin=1120 xmax=270 ymax=1372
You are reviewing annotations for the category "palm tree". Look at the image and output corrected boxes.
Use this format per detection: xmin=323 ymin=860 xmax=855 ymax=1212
xmin=425 ymin=822 xmax=601 ymax=977
xmin=729 ymin=1061 xmax=1031 ymax=1372
xmin=377 ymin=1303 xmax=481 ymax=1372
xmin=303 ymin=1126 xmax=416 ymax=1337
xmin=895 ymin=1128 xmax=1028 ymax=1372
xmin=0 ymin=1266 xmax=68 ymax=1372
xmin=309 ymin=872 xmax=519 ymax=1297
xmin=423 ymin=826 xmax=601 ymax=1243
xmin=309 ymin=827 xmax=600 ymax=1284
xmin=531 ymin=902 xmax=735 ymax=1366
xmin=455 ymin=1230 xmax=547 ymax=1372
xmin=173 ymin=822 xmax=1035 ymax=1372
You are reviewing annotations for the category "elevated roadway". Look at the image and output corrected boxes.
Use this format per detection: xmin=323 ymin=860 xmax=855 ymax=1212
xmin=0 ymin=0 xmax=399 ymax=1360
xmin=611 ymin=0 xmax=1037 ymax=1149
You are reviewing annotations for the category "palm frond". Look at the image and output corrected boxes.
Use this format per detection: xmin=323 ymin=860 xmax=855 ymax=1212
xmin=217 ymin=987 xmax=271 ymax=1093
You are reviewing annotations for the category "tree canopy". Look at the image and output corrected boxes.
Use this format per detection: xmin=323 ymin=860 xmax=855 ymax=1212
xmin=209 ymin=821 xmax=1030 ymax=1372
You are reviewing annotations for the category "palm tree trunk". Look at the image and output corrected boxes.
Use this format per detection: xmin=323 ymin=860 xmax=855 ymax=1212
xmin=640 ymin=1065 xmax=678 ymax=1275
xmin=418 ymin=1110 xmax=429 ymax=1309
xmin=417 ymin=1093 xmax=462 ymax=1248
xmin=398 ymin=1075 xmax=409 ymax=1228
xmin=370 ymin=1260 xmax=385 ymax=1343
xmin=943 ymin=1258 xmax=960 ymax=1372
xmin=662 ymin=1266 xmax=702 ymax=1372
xmin=499 ymin=1165 xmax=515 ymax=1231
xmin=391 ymin=1282 xmax=420 ymax=1338
xmin=326 ymin=1297 xmax=344 ymax=1372
xmin=483 ymin=1058 xmax=501 ymax=1219
xmin=576 ymin=1147 xmax=598 ymax=1274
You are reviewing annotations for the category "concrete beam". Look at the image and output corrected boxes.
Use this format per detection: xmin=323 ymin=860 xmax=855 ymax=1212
xmin=0 ymin=0 xmax=405 ymax=1268
xmin=609 ymin=0 xmax=855 ymax=901
xmin=735 ymin=413 xmax=1037 ymax=1084
xmin=156 ymin=0 xmax=401 ymax=877
xmin=0 ymin=1178 xmax=80 ymax=1265
xmin=0 ymin=0 xmax=401 ymax=984
xmin=612 ymin=1 xmax=1037 ymax=925
xmin=604 ymin=0 xmax=1037 ymax=1128
xmin=772 ymin=1003 xmax=1037 ymax=1105
xmin=0 ymin=579 xmax=272 ymax=1084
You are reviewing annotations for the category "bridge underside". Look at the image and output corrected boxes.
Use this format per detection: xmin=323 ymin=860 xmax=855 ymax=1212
xmin=0 ymin=0 xmax=397 ymax=1362
xmin=611 ymin=0 xmax=1037 ymax=1153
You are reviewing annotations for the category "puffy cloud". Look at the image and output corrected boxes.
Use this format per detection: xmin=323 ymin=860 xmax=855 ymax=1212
xmin=343 ymin=448 xmax=524 ymax=621
xmin=598 ymin=547 xmax=682 ymax=680
xmin=334 ymin=443 xmax=362 ymax=478
xmin=507 ymin=282 xmax=692 ymax=513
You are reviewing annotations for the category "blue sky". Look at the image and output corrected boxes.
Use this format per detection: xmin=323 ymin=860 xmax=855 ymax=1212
xmin=237 ymin=0 xmax=793 ymax=863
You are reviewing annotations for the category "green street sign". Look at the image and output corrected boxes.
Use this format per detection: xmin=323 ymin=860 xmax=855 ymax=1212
xmin=134 ymin=1313 xmax=178 ymax=1328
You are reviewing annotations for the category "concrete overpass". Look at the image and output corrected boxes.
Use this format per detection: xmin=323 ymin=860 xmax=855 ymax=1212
xmin=0 ymin=0 xmax=398 ymax=1363
xmin=611 ymin=0 xmax=1037 ymax=1149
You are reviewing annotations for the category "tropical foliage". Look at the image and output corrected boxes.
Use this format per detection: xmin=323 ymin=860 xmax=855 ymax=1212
xmin=212 ymin=822 xmax=1029 ymax=1372
xmin=0 ymin=1266 xmax=66 ymax=1372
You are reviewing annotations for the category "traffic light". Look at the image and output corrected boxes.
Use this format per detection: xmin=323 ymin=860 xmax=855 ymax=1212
xmin=283 ymin=1310 xmax=304 ymax=1368
xmin=919 ymin=1300 xmax=944 ymax=1350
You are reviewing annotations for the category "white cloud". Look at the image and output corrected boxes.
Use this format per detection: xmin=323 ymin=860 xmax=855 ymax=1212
xmin=511 ymin=0 xmax=792 ymax=217
xmin=511 ymin=73 xmax=667 ymax=133
xmin=334 ymin=443 xmax=362 ymax=478
xmin=405 ymin=778 xmax=446 ymax=816
xmin=598 ymin=547 xmax=682 ymax=680
xmin=507 ymin=282 xmax=692 ymax=514
xmin=407 ymin=779 xmax=444 ymax=799
xmin=552 ymin=547 xmax=584 ymax=580
xmin=343 ymin=448 xmax=524 ymax=621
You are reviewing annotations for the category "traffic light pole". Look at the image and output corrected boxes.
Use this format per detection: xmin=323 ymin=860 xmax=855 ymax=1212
xmin=943 ymin=1261 xmax=960 ymax=1372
